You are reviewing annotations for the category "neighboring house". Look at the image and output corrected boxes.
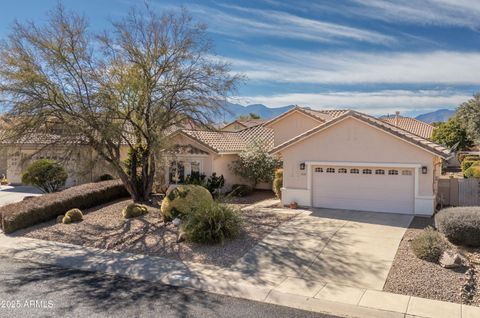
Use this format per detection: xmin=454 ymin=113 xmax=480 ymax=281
xmin=0 ymin=105 xmax=448 ymax=216
xmin=220 ymin=119 xmax=265 ymax=132
xmin=265 ymin=107 xmax=447 ymax=216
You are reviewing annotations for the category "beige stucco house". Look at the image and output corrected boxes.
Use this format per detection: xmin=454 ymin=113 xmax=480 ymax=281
xmin=0 ymin=105 xmax=448 ymax=216
xmin=265 ymin=107 xmax=448 ymax=216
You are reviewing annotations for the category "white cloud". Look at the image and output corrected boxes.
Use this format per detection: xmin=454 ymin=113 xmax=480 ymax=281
xmin=224 ymin=50 xmax=480 ymax=85
xmin=190 ymin=4 xmax=395 ymax=45
xmin=235 ymin=90 xmax=470 ymax=115
xmin=348 ymin=0 xmax=480 ymax=29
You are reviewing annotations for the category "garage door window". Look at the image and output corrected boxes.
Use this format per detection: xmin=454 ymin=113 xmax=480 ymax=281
xmin=402 ymin=170 xmax=412 ymax=176
xmin=362 ymin=169 xmax=372 ymax=174
xmin=315 ymin=167 xmax=323 ymax=173
xmin=388 ymin=170 xmax=399 ymax=175
xmin=350 ymin=168 xmax=359 ymax=174
xmin=375 ymin=169 xmax=385 ymax=175
xmin=338 ymin=168 xmax=347 ymax=173
xmin=326 ymin=168 xmax=335 ymax=173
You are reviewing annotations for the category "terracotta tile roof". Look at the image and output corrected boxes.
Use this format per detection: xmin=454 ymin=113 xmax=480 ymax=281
xmin=181 ymin=124 xmax=274 ymax=153
xmin=271 ymin=110 xmax=450 ymax=158
xmin=264 ymin=105 xmax=349 ymax=127
xmin=381 ymin=116 xmax=434 ymax=139
xmin=236 ymin=119 xmax=266 ymax=127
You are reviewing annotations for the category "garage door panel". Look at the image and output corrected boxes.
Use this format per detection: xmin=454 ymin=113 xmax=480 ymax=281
xmin=312 ymin=166 xmax=414 ymax=214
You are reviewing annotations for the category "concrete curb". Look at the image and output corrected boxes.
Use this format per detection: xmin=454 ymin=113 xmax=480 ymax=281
xmin=2 ymin=233 xmax=480 ymax=318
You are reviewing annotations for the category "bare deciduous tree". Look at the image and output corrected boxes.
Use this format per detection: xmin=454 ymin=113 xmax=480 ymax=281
xmin=0 ymin=4 xmax=240 ymax=201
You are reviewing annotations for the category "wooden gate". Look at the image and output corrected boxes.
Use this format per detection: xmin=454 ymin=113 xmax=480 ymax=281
xmin=438 ymin=177 xmax=480 ymax=207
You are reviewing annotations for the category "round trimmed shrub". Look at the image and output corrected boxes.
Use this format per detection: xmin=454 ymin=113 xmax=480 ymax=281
xmin=21 ymin=159 xmax=68 ymax=193
xmin=181 ymin=202 xmax=243 ymax=244
xmin=436 ymin=207 xmax=480 ymax=247
xmin=410 ymin=226 xmax=446 ymax=262
xmin=122 ymin=203 xmax=149 ymax=219
xmin=62 ymin=215 xmax=72 ymax=224
xmin=464 ymin=165 xmax=480 ymax=178
xmin=273 ymin=169 xmax=283 ymax=199
xmin=65 ymin=208 xmax=83 ymax=222
xmin=160 ymin=185 xmax=213 ymax=221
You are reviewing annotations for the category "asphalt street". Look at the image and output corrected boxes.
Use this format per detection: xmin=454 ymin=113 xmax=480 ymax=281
xmin=0 ymin=256 xmax=340 ymax=318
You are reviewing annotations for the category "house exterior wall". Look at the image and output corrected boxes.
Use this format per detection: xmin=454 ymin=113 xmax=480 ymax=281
xmin=279 ymin=117 xmax=440 ymax=215
xmin=268 ymin=111 xmax=321 ymax=146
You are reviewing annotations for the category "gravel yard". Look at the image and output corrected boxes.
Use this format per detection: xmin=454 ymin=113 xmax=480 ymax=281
xmin=14 ymin=196 xmax=297 ymax=268
xmin=384 ymin=217 xmax=480 ymax=306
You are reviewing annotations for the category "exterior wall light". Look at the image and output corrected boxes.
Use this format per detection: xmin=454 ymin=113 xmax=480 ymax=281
xmin=421 ymin=166 xmax=428 ymax=174
xmin=300 ymin=162 xmax=306 ymax=170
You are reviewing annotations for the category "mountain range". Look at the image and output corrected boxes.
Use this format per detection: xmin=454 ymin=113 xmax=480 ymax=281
xmin=219 ymin=102 xmax=455 ymax=124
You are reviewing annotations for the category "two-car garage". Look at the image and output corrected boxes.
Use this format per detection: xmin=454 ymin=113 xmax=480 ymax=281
xmin=312 ymin=165 xmax=415 ymax=214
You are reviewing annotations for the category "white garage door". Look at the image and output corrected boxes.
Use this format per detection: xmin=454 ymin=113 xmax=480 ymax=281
xmin=312 ymin=166 xmax=415 ymax=214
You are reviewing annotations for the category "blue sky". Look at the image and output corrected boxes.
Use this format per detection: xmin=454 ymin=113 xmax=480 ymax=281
xmin=1 ymin=0 xmax=479 ymax=116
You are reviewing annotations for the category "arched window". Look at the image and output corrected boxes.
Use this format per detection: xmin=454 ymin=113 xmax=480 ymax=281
xmin=338 ymin=168 xmax=347 ymax=173
xmin=362 ymin=169 xmax=372 ymax=174
xmin=375 ymin=169 xmax=385 ymax=175
xmin=350 ymin=168 xmax=359 ymax=174
xmin=388 ymin=170 xmax=399 ymax=175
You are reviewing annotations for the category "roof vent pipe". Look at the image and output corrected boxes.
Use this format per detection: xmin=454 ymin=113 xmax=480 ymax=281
xmin=395 ymin=111 xmax=400 ymax=126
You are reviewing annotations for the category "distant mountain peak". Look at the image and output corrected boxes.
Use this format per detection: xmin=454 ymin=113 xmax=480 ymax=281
xmin=415 ymin=109 xmax=455 ymax=124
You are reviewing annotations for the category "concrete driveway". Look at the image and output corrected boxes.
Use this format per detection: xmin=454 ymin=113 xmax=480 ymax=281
xmin=0 ymin=185 xmax=42 ymax=206
xmin=232 ymin=208 xmax=412 ymax=294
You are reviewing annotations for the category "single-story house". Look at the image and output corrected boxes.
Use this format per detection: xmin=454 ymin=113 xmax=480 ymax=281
xmin=0 ymin=106 xmax=448 ymax=216
xmin=264 ymin=107 xmax=448 ymax=216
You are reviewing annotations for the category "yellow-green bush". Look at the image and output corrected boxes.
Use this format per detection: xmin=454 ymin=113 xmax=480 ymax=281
xmin=465 ymin=165 xmax=480 ymax=178
xmin=273 ymin=168 xmax=283 ymax=199
xmin=65 ymin=208 xmax=83 ymax=222
xmin=160 ymin=185 xmax=213 ymax=221
xmin=122 ymin=203 xmax=149 ymax=219
xmin=62 ymin=215 xmax=72 ymax=224
xmin=461 ymin=160 xmax=480 ymax=173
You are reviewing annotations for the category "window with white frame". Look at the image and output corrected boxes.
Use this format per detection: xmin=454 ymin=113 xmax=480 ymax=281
xmin=402 ymin=170 xmax=412 ymax=176
xmin=350 ymin=168 xmax=359 ymax=174
xmin=375 ymin=169 xmax=385 ymax=175
xmin=338 ymin=168 xmax=347 ymax=173
xmin=388 ymin=169 xmax=399 ymax=175
xmin=314 ymin=167 xmax=323 ymax=173
xmin=362 ymin=169 xmax=372 ymax=174
xmin=326 ymin=168 xmax=335 ymax=173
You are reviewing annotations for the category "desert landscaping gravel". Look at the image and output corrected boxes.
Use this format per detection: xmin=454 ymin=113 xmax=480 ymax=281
xmin=384 ymin=217 xmax=480 ymax=306
xmin=15 ymin=197 xmax=297 ymax=268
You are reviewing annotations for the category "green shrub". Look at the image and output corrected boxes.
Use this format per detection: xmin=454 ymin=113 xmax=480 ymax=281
xmin=62 ymin=215 xmax=72 ymax=224
xmin=461 ymin=159 xmax=480 ymax=173
xmin=230 ymin=184 xmax=253 ymax=197
xmin=458 ymin=153 xmax=479 ymax=164
xmin=182 ymin=202 xmax=243 ymax=244
xmin=122 ymin=203 xmax=149 ymax=218
xmin=410 ymin=226 xmax=447 ymax=262
xmin=273 ymin=168 xmax=283 ymax=199
xmin=98 ymin=174 xmax=114 ymax=181
xmin=436 ymin=207 xmax=480 ymax=247
xmin=205 ymin=173 xmax=225 ymax=197
xmin=0 ymin=180 xmax=129 ymax=233
xmin=464 ymin=165 xmax=480 ymax=178
xmin=160 ymin=185 xmax=213 ymax=221
xmin=21 ymin=159 xmax=68 ymax=193
xmin=65 ymin=208 xmax=83 ymax=222
xmin=184 ymin=172 xmax=206 ymax=186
